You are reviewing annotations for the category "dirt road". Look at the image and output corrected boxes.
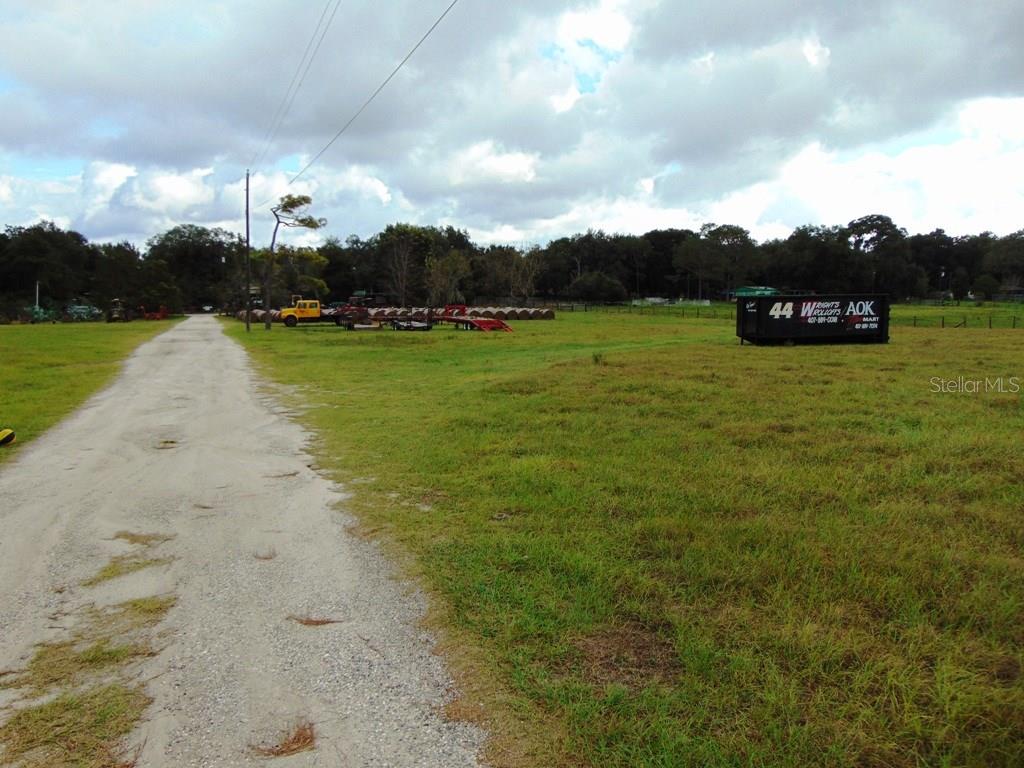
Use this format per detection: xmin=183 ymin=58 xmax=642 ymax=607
xmin=0 ymin=315 xmax=484 ymax=766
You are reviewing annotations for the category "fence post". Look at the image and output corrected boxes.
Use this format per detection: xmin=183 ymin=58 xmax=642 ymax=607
xmin=989 ymin=315 xmax=993 ymax=329
xmin=941 ymin=316 xmax=945 ymax=328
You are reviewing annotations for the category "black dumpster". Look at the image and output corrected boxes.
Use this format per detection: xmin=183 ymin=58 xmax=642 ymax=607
xmin=737 ymin=294 xmax=889 ymax=345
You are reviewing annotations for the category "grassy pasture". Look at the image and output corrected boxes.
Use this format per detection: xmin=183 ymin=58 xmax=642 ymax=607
xmin=235 ymin=314 xmax=1023 ymax=767
xmin=0 ymin=321 xmax=177 ymax=461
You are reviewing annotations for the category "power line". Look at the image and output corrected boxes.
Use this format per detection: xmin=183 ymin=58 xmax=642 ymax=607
xmin=262 ymin=0 xmax=345 ymax=168
xmin=250 ymin=0 xmax=332 ymax=168
xmin=249 ymin=0 xmax=343 ymax=170
xmin=287 ymin=0 xmax=462 ymax=185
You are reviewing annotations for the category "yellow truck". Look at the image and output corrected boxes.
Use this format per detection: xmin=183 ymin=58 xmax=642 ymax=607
xmin=279 ymin=299 xmax=368 ymax=328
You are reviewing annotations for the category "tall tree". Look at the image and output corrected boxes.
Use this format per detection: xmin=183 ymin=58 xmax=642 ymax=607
xmin=262 ymin=195 xmax=325 ymax=329
xmin=673 ymin=225 xmax=727 ymax=300
xmin=426 ymin=249 xmax=471 ymax=305
xmin=145 ymin=224 xmax=241 ymax=309
xmin=0 ymin=222 xmax=91 ymax=306
xmin=379 ymin=223 xmax=432 ymax=306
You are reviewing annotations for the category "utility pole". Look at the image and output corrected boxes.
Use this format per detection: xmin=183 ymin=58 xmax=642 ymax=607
xmin=245 ymin=170 xmax=251 ymax=332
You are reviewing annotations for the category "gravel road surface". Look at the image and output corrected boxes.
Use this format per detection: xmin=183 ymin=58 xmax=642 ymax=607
xmin=0 ymin=315 xmax=484 ymax=767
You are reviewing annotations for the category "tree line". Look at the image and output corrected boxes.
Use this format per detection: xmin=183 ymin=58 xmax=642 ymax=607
xmin=2 ymin=211 xmax=1022 ymax=320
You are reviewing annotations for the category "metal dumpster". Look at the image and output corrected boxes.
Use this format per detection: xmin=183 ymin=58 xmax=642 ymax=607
xmin=737 ymin=294 xmax=889 ymax=345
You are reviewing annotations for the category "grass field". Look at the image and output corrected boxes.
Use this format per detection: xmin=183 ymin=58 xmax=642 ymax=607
xmin=0 ymin=321 xmax=178 ymax=461
xmin=234 ymin=315 xmax=1016 ymax=766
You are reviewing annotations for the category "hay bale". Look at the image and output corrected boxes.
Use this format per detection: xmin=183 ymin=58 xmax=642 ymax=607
xmin=540 ymin=308 xmax=556 ymax=320
xmin=493 ymin=308 xmax=508 ymax=320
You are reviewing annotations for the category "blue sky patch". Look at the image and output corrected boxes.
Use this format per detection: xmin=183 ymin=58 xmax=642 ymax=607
xmin=579 ymin=39 xmax=623 ymax=64
xmin=88 ymin=117 xmax=122 ymax=140
xmin=576 ymin=72 xmax=601 ymax=94
xmin=4 ymin=153 xmax=83 ymax=181
xmin=273 ymin=154 xmax=305 ymax=174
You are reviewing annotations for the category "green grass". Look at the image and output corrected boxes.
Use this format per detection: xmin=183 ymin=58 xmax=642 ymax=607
xmin=1 ymin=640 xmax=153 ymax=695
xmin=230 ymin=315 xmax=1023 ymax=767
xmin=0 ymin=321 xmax=178 ymax=461
xmin=0 ymin=596 xmax=173 ymax=767
xmin=0 ymin=684 xmax=149 ymax=768
xmin=81 ymin=555 xmax=172 ymax=587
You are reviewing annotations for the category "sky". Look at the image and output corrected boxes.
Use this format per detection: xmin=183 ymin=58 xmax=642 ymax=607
xmin=0 ymin=0 xmax=1022 ymax=250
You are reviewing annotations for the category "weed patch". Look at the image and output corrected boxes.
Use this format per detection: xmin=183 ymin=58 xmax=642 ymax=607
xmin=0 ymin=683 xmax=149 ymax=768
xmin=104 ymin=596 xmax=177 ymax=630
xmin=2 ymin=640 xmax=154 ymax=695
xmin=112 ymin=531 xmax=174 ymax=547
xmin=83 ymin=555 xmax=172 ymax=587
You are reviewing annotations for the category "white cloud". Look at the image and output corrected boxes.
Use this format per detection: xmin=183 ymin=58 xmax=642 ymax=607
xmin=127 ymin=169 xmax=215 ymax=214
xmin=802 ymin=37 xmax=830 ymax=69
xmin=550 ymin=84 xmax=582 ymax=113
xmin=82 ymin=161 xmax=136 ymax=216
xmin=557 ymin=1 xmax=632 ymax=56
xmin=449 ymin=141 xmax=539 ymax=185
xmin=718 ymin=97 xmax=1024 ymax=237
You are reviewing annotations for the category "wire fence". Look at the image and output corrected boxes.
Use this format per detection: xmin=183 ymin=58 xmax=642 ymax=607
xmin=533 ymin=301 xmax=1023 ymax=329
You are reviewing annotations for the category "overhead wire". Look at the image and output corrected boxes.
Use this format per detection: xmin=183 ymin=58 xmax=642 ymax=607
xmin=287 ymin=0 xmax=462 ymax=185
xmin=249 ymin=0 xmax=343 ymax=171
xmin=253 ymin=0 xmax=462 ymax=211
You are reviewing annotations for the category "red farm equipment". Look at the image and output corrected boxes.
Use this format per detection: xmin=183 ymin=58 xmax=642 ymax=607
xmin=430 ymin=304 xmax=513 ymax=332
xmin=139 ymin=305 xmax=169 ymax=320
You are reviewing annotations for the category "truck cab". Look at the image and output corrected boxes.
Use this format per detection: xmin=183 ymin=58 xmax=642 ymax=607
xmin=280 ymin=299 xmax=322 ymax=326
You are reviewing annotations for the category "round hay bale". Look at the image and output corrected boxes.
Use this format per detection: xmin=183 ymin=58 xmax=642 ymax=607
xmin=540 ymin=308 xmax=556 ymax=320
xmin=493 ymin=309 xmax=508 ymax=320
xmin=479 ymin=307 xmax=495 ymax=319
xmin=513 ymin=308 xmax=531 ymax=320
